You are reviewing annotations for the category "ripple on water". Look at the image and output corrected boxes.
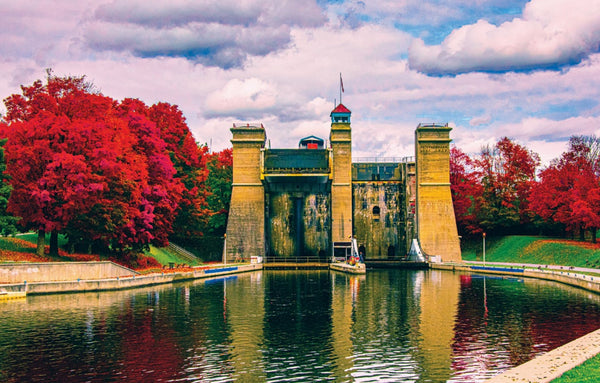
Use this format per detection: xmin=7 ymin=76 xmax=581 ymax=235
xmin=2 ymin=270 xmax=600 ymax=382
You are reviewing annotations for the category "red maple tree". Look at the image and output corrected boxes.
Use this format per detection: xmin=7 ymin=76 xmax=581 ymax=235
xmin=474 ymin=137 xmax=540 ymax=234
xmin=450 ymin=146 xmax=483 ymax=235
xmin=0 ymin=73 xmax=201 ymax=257
xmin=530 ymin=136 xmax=600 ymax=242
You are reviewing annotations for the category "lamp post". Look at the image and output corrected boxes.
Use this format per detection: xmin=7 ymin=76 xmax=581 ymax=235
xmin=222 ymin=233 xmax=227 ymax=265
xmin=483 ymin=232 xmax=486 ymax=266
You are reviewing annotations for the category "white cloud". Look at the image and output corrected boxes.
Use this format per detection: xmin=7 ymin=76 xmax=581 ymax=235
xmin=493 ymin=116 xmax=600 ymax=143
xmin=81 ymin=0 xmax=326 ymax=68
xmin=205 ymin=78 xmax=278 ymax=117
xmin=1 ymin=0 xmax=599 ymax=168
xmin=470 ymin=115 xmax=491 ymax=126
xmin=408 ymin=0 xmax=600 ymax=74
xmin=452 ymin=115 xmax=600 ymax=166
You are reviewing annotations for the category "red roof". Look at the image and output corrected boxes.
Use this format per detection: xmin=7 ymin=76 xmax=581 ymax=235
xmin=331 ymin=103 xmax=351 ymax=114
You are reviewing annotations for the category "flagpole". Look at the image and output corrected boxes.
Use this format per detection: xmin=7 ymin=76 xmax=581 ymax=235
xmin=339 ymin=73 xmax=342 ymax=105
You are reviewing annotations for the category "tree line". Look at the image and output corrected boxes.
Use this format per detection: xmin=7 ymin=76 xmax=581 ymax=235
xmin=451 ymin=136 xmax=600 ymax=242
xmin=0 ymin=73 xmax=232 ymax=259
xmin=2 ymin=73 xmax=597 ymax=261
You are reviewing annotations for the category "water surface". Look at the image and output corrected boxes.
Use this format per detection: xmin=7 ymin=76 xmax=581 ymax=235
xmin=1 ymin=269 xmax=599 ymax=382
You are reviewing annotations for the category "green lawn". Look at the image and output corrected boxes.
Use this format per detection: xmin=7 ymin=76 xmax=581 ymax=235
xmin=552 ymin=353 xmax=600 ymax=382
xmin=146 ymin=246 xmax=201 ymax=266
xmin=0 ymin=236 xmax=37 ymax=254
xmin=3 ymin=233 xmax=199 ymax=266
xmin=461 ymin=236 xmax=600 ymax=268
xmin=17 ymin=232 xmax=69 ymax=247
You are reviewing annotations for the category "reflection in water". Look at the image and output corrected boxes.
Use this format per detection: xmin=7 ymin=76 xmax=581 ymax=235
xmin=1 ymin=270 xmax=600 ymax=382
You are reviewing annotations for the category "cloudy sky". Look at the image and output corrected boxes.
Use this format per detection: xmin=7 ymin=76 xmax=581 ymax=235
xmin=1 ymin=0 xmax=600 ymax=164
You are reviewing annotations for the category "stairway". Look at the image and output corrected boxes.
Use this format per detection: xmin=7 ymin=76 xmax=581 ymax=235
xmin=167 ymin=242 xmax=200 ymax=264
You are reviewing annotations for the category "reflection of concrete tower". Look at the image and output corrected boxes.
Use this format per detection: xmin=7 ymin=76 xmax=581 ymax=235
xmin=225 ymin=273 xmax=266 ymax=380
xmin=225 ymin=124 xmax=266 ymax=261
xmin=415 ymin=270 xmax=461 ymax=381
xmin=330 ymin=104 xmax=353 ymax=243
xmin=415 ymin=124 xmax=461 ymax=262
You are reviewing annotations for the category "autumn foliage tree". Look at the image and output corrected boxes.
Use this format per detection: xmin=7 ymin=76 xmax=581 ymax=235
xmin=450 ymin=137 xmax=540 ymax=237
xmin=530 ymin=136 xmax=600 ymax=242
xmin=473 ymin=137 xmax=540 ymax=235
xmin=0 ymin=139 xmax=19 ymax=236
xmin=204 ymin=148 xmax=233 ymax=236
xmin=145 ymin=102 xmax=211 ymax=239
xmin=450 ymin=146 xmax=482 ymax=236
xmin=0 ymin=73 xmax=204 ymax=257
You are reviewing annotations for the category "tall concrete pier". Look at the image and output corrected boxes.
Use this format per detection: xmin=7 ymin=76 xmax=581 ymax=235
xmin=225 ymin=104 xmax=462 ymax=263
xmin=225 ymin=124 xmax=266 ymax=261
xmin=330 ymin=104 xmax=353 ymax=244
xmin=415 ymin=124 xmax=461 ymax=262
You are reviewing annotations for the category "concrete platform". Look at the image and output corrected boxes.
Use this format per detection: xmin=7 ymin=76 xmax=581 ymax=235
xmin=486 ymin=328 xmax=600 ymax=382
xmin=330 ymin=262 xmax=366 ymax=274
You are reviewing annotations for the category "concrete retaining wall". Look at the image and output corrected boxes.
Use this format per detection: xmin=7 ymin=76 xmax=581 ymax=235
xmin=0 ymin=261 xmax=137 ymax=284
xmin=0 ymin=264 xmax=262 ymax=294
xmin=430 ymin=263 xmax=600 ymax=294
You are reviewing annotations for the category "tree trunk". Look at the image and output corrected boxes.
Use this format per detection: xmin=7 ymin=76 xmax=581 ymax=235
xmin=592 ymin=228 xmax=597 ymax=244
xmin=49 ymin=231 xmax=59 ymax=256
xmin=36 ymin=229 xmax=45 ymax=256
xmin=580 ymin=227 xmax=585 ymax=241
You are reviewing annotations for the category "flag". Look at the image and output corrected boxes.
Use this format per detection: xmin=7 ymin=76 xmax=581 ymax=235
xmin=340 ymin=73 xmax=344 ymax=93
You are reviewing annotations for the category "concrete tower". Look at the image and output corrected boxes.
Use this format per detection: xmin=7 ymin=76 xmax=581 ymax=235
xmin=415 ymin=124 xmax=461 ymax=262
xmin=225 ymin=124 xmax=266 ymax=261
xmin=330 ymin=104 xmax=353 ymax=244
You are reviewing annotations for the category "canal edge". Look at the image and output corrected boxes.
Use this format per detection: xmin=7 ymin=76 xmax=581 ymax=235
xmin=1 ymin=263 xmax=263 ymax=295
xmin=485 ymin=328 xmax=600 ymax=382
xmin=431 ymin=262 xmax=600 ymax=382
xmin=1 ymin=261 xmax=368 ymax=296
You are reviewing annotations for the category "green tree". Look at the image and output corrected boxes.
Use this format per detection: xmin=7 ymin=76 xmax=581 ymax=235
xmin=204 ymin=148 xmax=233 ymax=236
xmin=474 ymin=137 xmax=540 ymax=235
xmin=0 ymin=139 xmax=19 ymax=236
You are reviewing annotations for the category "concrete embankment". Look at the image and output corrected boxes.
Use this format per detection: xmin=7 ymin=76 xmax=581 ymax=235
xmin=0 ymin=261 xmax=138 ymax=284
xmin=431 ymin=262 xmax=600 ymax=294
xmin=1 ymin=264 xmax=262 ymax=295
xmin=0 ymin=260 xmax=369 ymax=296
xmin=431 ymin=262 xmax=600 ymax=382
xmin=486 ymin=328 xmax=600 ymax=382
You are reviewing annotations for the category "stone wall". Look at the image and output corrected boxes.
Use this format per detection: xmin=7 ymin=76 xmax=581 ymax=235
xmin=353 ymin=182 xmax=405 ymax=259
xmin=266 ymin=192 xmax=330 ymax=258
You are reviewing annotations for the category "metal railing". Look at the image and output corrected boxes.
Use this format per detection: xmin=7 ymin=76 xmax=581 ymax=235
xmin=167 ymin=242 xmax=200 ymax=264
xmin=353 ymin=156 xmax=415 ymax=163
xmin=264 ymin=256 xmax=330 ymax=264
xmin=417 ymin=123 xmax=449 ymax=128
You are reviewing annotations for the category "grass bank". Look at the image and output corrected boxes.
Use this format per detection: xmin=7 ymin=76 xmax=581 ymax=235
xmin=461 ymin=235 xmax=600 ymax=269
xmin=552 ymin=353 xmax=600 ymax=382
xmin=0 ymin=234 xmax=198 ymax=269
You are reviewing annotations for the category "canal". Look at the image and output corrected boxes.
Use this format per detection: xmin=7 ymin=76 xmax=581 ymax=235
xmin=1 ymin=269 xmax=600 ymax=382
